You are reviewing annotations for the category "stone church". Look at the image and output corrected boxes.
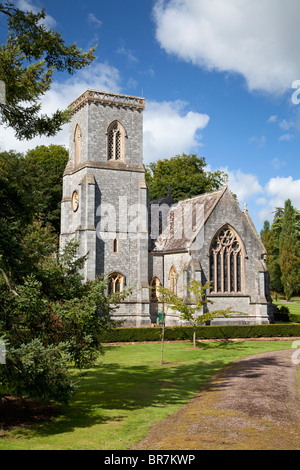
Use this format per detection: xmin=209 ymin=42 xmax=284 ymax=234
xmin=60 ymin=89 xmax=273 ymax=326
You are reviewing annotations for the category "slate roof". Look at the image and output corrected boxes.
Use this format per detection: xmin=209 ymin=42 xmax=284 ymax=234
xmin=150 ymin=187 xmax=226 ymax=252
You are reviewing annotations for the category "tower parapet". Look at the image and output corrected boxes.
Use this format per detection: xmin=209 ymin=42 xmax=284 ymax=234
xmin=68 ymin=89 xmax=145 ymax=116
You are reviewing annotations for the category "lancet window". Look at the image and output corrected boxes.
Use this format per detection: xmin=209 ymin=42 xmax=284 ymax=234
xmin=74 ymin=124 xmax=82 ymax=166
xmin=169 ymin=266 xmax=177 ymax=294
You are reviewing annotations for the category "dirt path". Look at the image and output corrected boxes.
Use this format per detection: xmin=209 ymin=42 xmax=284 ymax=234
xmin=132 ymin=349 xmax=300 ymax=450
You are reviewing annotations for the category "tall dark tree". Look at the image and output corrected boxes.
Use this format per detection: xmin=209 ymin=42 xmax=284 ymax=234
xmin=260 ymin=219 xmax=283 ymax=294
xmin=279 ymin=199 xmax=300 ymax=300
xmin=0 ymin=1 xmax=96 ymax=139
xmin=0 ymin=145 xmax=68 ymax=280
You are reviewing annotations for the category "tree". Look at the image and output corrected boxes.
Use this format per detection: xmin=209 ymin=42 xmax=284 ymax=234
xmin=22 ymin=145 xmax=69 ymax=232
xmin=156 ymin=280 xmax=235 ymax=349
xmin=145 ymin=154 xmax=227 ymax=202
xmin=261 ymin=200 xmax=300 ymax=299
xmin=260 ymin=220 xmax=283 ymax=295
xmin=279 ymin=199 xmax=300 ymax=300
xmin=0 ymin=146 xmax=68 ymax=280
xmin=0 ymin=1 xmax=96 ymax=139
xmin=0 ymin=235 xmax=131 ymax=404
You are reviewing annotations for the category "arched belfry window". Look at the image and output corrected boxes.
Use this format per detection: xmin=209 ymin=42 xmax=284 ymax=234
xmin=74 ymin=124 xmax=82 ymax=166
xmin=150 ymin=277 xmax=161 ymax=301
xmin=169 ymin=266 xmax=177 ymax=294
xmin=106 ymin=120 xmax=126 ymax=161
xmin=209 ymin=226 xmax=244 ymax=293
xmin=108 ymin=272 xmax=124 ymax=294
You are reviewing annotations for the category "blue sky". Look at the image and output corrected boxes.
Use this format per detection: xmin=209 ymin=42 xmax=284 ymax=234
xmin=2 ymin=0 xmax=300 ymax=232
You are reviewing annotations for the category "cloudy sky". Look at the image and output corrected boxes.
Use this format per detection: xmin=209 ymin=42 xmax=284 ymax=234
xmin=2 ymin=0 xmax=300 ymax=231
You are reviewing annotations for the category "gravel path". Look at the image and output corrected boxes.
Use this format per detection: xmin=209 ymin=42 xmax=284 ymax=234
xmin=132 ymin=349 xmax=300 ymax=450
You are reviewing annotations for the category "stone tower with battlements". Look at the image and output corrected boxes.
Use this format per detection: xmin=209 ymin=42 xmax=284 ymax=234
xmin=60 ymin=90 xmax=150 ymax=325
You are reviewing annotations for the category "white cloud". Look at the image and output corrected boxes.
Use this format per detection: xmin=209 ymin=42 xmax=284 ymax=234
xmin=0 ymin=62 xmax=121 ymax=153
xmin=279 ymin=133 xmax=294 ymax=142
xmin=221 ymin=168 xmax=263 ymax=204
xmin=249 ymin=135 xmax=266 ymax=147
xmin=87 ymin=13 xmax=102 ymax=28
xmin=117 ymin=46 xmax=139 ymax=64
xmin=143 ymin=100 xmax=209 ymax=163
xmin=272 ymin=157 xmax=286 ymax=169
xmin=15 ymin=0 xmax=57 ymax=28
xmin=268 ymin=115 xmax=278 ymax=123
xmin=265 ymin=176 xmax=300 ymax=208
xmin=153 ymin=0 xmax=300 ymax=94
xmin=254 ymin=176 xmax=300 ymax=223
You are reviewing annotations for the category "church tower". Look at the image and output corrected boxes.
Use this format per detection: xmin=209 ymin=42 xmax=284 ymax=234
xmin=60 ymin=90 xmax=150 ymax=326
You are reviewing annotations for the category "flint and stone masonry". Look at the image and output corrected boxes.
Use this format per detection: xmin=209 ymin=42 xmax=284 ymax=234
xmin=60 ymin=90 xmax=273 ymax=327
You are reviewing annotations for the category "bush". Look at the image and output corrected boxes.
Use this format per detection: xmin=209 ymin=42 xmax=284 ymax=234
xmin=273 ymin=305 xmax=290 ymax=323
xmin=0 ymin=339 xmax=75 ymax=404
xmin=98 ymin=323 xmax=300 ymax=343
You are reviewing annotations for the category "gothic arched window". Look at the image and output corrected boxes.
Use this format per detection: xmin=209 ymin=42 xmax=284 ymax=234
xmin=150 ymin=277 xmax=161 ymax=301
xmin=209 ymin=226 xmax=244 ymax=293
xmin=108 ymin=272 xmax=124 ymax=294
xmin=106 ymin=120 xmax=126 ymax=161
xmin=74 ymin=124 xmax=82 ymax=166
xmin=169 ymin=266 xmax=177 ymax=294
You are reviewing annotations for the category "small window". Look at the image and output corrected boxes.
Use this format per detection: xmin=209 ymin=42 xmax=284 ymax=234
xmin=112 ymin=237 xmax=119 ymax=253
xmin=108 ymin=273 xmax=124 ymax=294
xmin=74 ymin=124 xmax=82 ymax=166
xmin=169 ymin=266 xmax=177 ymax=294
xmin=150 ymin=277 xmax=160 ymax=301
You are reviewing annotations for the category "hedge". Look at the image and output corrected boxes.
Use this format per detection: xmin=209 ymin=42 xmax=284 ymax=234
xmin=99 ymin=323 xmax=300 ymax=343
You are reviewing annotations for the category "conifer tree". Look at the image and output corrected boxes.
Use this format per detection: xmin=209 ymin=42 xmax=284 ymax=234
xmin=279 ymin=199 xmax=300 ymax=300
xmin=0 ymin=1 xmax=96 ymax=139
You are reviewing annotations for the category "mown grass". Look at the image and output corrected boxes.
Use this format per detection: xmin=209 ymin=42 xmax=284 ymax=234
xmin=0 ymin=340 xmax=295 ymax=450
xmin=273 ymin=297 xmax=300 ymax=318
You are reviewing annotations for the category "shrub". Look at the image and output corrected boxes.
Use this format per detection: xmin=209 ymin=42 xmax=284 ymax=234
xmin=0 ymin=339 xmax=74 ymax=404
xmin=98 ymin=323 xmax=300 ymax=343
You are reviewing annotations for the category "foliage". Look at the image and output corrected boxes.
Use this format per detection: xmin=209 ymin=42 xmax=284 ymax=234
xmin=261 ymin=199 xmax=300 ymax=299
xmin=20 ymin=145 xmax=69 ymax=232
xmin=156 ymin=280 xmax=236 ymax=348
xmin=0 ymin=235 xmax=130 ymax=404
xmin=0 ymin=146 xmax=68 ymax=280
xmin=0 ymin=339 xmax=74 ymax=404
xmin=279 ymin=200 xmax=300 ymax=301
xmin=145 ymin=153 xmax=227 ymax=202
xmin=98 ymin=324 xmax=300 ymax=343
xmin=0 ymin=1 xmax=96 ymax=139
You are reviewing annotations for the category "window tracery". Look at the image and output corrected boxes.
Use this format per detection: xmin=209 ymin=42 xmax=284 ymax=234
xmin=108 ymin=273 xmax=124 ymax=294
xmin=209 ymin=227 xmax=244 ymax=293
xmin=107 ymin=121 xmax=126 ymax=161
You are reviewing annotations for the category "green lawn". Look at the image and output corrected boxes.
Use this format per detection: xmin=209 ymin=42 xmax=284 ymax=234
xmin=272 ymin=297 xmax=300 ymax=318
xmin=0 ymin=340 xmax=295 ymax=450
